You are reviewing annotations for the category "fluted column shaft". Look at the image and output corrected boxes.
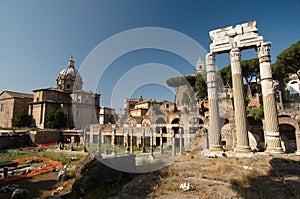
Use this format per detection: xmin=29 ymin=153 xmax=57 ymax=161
xmin=257 ymin=42 xmax=283 ymax=153
xmin=230 ymin=48 xmax=251 ymax=152
xmin=206 ymin=53 xmax=222 ymax=151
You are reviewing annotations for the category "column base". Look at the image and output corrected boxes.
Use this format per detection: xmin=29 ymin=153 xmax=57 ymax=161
xmin=265 ymin=147 xmax=284 ymax=154
xmin=210 ymin=145 xmax=223 ymax=152
xmin=234 ymin=145 xmax=251 ymax=153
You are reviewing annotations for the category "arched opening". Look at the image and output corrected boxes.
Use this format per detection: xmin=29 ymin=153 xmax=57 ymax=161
xmin=280 ymin=124 xmax=296 ymax=153
xmin=247 ymin=116 xmax=264 ymax=146
xmin=156 ymin=118 xmax=166 ymax=124
xmin=189 ymin=117 xmax=204 ymax=125
xmin=171 ymin=118 xmax=180 ymax=124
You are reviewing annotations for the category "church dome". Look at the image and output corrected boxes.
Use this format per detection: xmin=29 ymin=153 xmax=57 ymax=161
xmin=59 ymin=56 xmax=81 ymax=78
xmin=56 ymin=56 xmax=83 ymax=91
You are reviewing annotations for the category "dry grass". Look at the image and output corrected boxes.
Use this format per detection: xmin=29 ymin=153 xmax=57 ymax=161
xmin=142 ymin=154 xmax=300 ymax=198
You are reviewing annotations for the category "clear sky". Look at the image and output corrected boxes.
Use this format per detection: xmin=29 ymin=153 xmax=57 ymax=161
xmin=0 ymin=0 xmax=300 ymax=112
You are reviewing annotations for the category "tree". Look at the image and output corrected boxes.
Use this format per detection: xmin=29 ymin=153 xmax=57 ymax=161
xmin=248 ymin=107 xmax=264 ymax=121
xmin=166 ymin=74 xmax=207 ymax=102
xmin=272 ymin=40 xmax=300 ymax=102
xmin=45 ymin=109 xmax=67 ymax=129
xmin=12 ymin=110 xmax=32 ymax=128
xmin=219 ymin=58 xmax=259 ymax=97
xmin=218 ymin=65 xmax=232 ymax=88
xmin=273 ymin=40 xmax=300 ymax=80
xmin=194 ymin=73 xmax=207 ymax=100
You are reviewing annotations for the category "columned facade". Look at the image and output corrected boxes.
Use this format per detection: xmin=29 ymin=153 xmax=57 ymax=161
xmin=207 ymin=21 xmax=282 ymax=154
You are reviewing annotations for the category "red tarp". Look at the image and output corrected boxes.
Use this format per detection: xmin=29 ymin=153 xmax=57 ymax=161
xmin=0 ymin=156 xmax=62 ymax=184
xmin=35 ymin=141 xmax=58 ymax=147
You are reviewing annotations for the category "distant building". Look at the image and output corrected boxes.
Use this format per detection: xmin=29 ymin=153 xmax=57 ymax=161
xmin=123 ymin=96 xmax=143 ymax=115
xmin=99 ymin=106 xmax=116 ymax=124
xmin=29 ymin=56 xmax=100 ymax=129
xmin=0 ymin=91 xmax=33 ymax=128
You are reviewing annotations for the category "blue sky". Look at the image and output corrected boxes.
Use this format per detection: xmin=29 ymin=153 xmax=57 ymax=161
xmin=0 ymin=0 xmax=300 ymax=112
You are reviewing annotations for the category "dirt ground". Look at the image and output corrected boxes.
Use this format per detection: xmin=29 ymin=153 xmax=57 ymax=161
xmin=1 ymin=152 xmax=300 ymax=199
xmin=0 ymin=171 xmax=58 ymax=199
xmin=114 ymin=153 xmax=300 ymax=199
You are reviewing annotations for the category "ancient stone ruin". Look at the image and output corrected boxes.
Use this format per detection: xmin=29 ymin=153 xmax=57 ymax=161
xmin=206 ymin=21 xmax=300 ymax=154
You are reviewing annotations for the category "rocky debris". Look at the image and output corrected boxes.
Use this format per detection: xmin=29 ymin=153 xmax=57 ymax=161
xmin=0 ymin=184 xmax=19 ymax=193
xmin=112 ymin=173 xmax=160 ymax=198
xmin=179 ymin=182 xmax=195 ymax=191
xmin=185 ymin=128 xmax=207 ymax=154
xmin=57 ymin=165 xmax=67 ymax=183
xmin=71 ymin=154 xmax=136 ymax=198
xmin=11 ymin=188 xmax=31 ymax=199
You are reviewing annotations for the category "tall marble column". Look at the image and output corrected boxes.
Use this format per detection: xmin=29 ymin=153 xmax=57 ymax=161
xmin=112 ymin=127 xmax=116 ymax=156
xmin=206 ymin=53 xmax=223 ymax=151
xmin=257 ymin=42 xmax=283 ymax=153
xmin=230 ymin=48 xmax=251 ymax=152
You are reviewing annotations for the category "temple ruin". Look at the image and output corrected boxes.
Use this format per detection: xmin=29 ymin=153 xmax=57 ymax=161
xmin=206 ymin=21 xmax=300 ymax=154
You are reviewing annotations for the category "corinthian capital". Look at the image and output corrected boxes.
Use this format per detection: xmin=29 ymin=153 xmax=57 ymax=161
xmin=230 ymin=48 xmax=241 ymax=62
xmin=257 ymin=42 xmax=271 ymax=58
xmin=205 ymin=53 xmax=215 ymax=65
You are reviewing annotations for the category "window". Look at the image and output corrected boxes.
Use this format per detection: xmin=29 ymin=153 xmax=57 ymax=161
xmin=165 ymin=103 xmax=169 ymax=109
xmin=36 ymin=97 xmax=39 ymax=102
xmin=0 ymin=104 xmax=4 ymax=112
xmin=67 ymin=84 xmax=70 ymax=89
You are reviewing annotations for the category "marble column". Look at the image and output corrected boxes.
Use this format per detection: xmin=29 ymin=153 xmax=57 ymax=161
xmin=125 ymin=129 xmax=130 ymax=153
xmin=257 ymin=42 xmax=283 ymax=153
xmin=112 ymin=128 xmax=116 ymax=156
xmin=141 ymin=128 xmax=146 ymax=153
xmin=206 ymin=53 xmax=223 ymax=151
xmin=160 ymin=128 xmax=164 ymax=154
xmin=130 ymin=129 xmax=134 ymax=154
xmin=97 ymin=127 xmax=102 ymax=153
xmin=230 ymin=48 xmax=251 ymax=152
xmin=179 ymin=128 xmax=183 ymax=155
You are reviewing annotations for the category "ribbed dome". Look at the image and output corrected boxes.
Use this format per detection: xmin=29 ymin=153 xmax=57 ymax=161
xmin=58 ymin=57 xmax=81 ymax=78
xmin=59 ymin=67 xmax=80 ymax=77
xmin=56 ymin=56 xmax=83 ymax=91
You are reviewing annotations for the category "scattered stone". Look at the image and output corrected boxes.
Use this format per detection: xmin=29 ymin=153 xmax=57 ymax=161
xmin=0 ymin=184 xmax=19 ymax=193
xmin=57 ymin=165 xmax=67 ymax=183
xmin=11 ymin=188 xmax=31 ymax=199
xmin=243 ymin=165 xmax=253 ymax=170
xmin=179 ymin=182 xmax=196 ymax=191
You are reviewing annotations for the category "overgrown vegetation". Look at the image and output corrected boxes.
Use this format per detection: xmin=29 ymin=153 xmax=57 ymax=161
xmin=44 ymin=108 xmax=67 ymax=129
xmin=11 ymin=110 xmax=32 ymax=128
xmin=248 ymin=107 xmax=264 ymax=120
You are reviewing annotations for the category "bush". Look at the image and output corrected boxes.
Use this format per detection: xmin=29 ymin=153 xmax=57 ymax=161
xmin=248 ymin=107 xmax=264 ymax=120
xmin=12 ymin=110 xmax=32 ymax=128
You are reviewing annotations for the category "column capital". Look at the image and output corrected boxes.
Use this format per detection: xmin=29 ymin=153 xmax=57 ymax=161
xmin=205 ymin=53 xmax=215 ymax=65
xmin=230 ymin=48 xmax=241 ymax=62
xmin=257 ymin=42 xmax=271 ymax=60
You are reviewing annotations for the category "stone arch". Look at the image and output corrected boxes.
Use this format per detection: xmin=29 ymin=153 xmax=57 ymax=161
xmin=171 ymin=118 xmax=180 ymax=124
xmin=189 ymin=117 xmax=204 ymax=125
xmin=156 ymin=117 xmax=166 ymax=124
xmin=278 ymin=116 xmax=300 ymax=153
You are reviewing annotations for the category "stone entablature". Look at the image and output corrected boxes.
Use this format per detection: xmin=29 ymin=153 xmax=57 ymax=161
xmin=209 ymin=21 xmax=263 ymax=54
